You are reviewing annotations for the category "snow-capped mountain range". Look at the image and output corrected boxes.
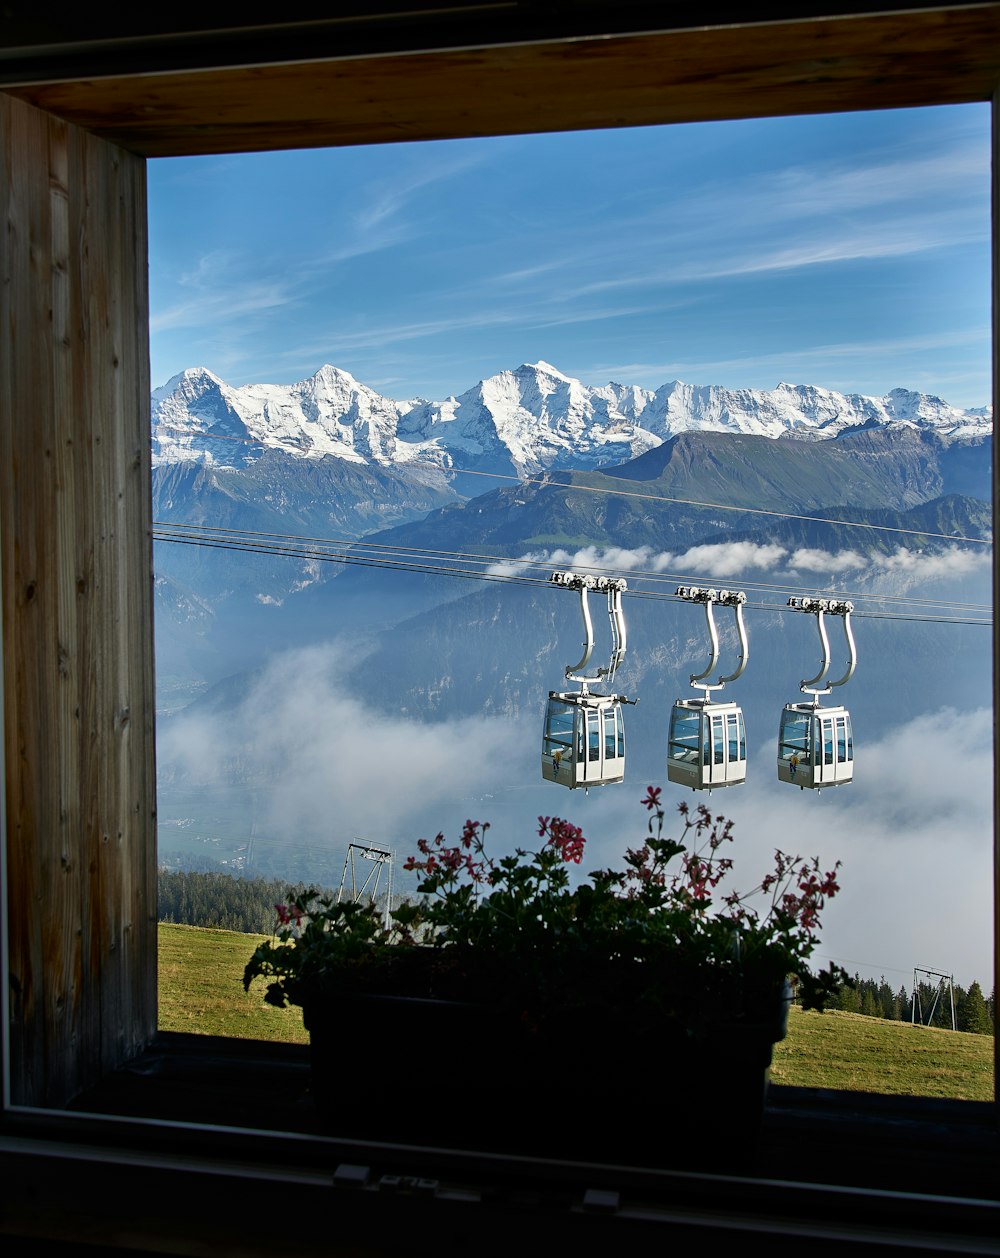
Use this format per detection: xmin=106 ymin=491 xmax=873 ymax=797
xmin=151 ymin=360 xmax=992 ymax=478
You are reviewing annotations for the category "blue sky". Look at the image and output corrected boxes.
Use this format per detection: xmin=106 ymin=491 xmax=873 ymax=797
xmin=148 ymin=101 xmax=992 ymax=411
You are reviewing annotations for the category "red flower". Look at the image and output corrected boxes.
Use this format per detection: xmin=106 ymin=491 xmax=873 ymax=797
xmin=542 ymin=816 xmax=586 ymax=863
xmin=642 ymin=785 xmax=662 ymax=811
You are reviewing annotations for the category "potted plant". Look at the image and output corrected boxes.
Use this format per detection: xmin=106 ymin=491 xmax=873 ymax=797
xmin=244 ymin=787 xmax=844 ymax=1165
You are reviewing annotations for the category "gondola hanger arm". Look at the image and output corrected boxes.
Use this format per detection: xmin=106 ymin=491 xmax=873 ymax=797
xmin=676 ymin=586 xmax=720 ymax=688
xmin=825 ymin=600 xmax=856 ymax=689
xmin=602 ymin=578 xmax=628 ymax=683
xmin=788 ymin=596 xmax=855 ymax=696
xmin=676 ymin=585 xmax=749 ymax=696
xmin=552 ymin=571 xmax=628 ymax=687
xmin=717 ymin=590 xmax=748 ymax=686
xmin=552 ymin=570 xmax=596 ymax=677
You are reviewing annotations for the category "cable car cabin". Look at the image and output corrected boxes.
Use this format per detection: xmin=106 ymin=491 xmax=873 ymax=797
xmin=542 ymin=691 xmax=626 ymax=789
xmin=777 ymin=703 xmax=854 ymax=789
xmin=667 ymin=699 xmax=747 ymax=791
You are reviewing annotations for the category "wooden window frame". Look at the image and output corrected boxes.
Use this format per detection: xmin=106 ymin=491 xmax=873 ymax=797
xmin=0 ymin=5 xmax=998 ymax=1250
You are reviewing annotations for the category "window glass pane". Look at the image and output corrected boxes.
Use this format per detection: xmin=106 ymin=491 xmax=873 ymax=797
xmin=604 ymin=707 xmax=619 ymax=760
xmin=668 ymin=709 xmax=701 ymax=763
xmin=544 ymin=702 xmax=576 ymax=757
xmin=137 ymin=88 xmax=996 ymax=1137
xmin=727 ymin=712 xmax=741 ymax=762
xmin=779 ymin=710 xmax=811 ymax=762
xmin=836 ymin=715 xmax=848 ymax=764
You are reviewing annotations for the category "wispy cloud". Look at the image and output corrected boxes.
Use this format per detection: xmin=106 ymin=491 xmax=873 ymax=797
xmin=689 ymin=216 xmax=985 ymax=283
xmin=566 ymin=209 xmax=985 ymax=300
xmin=486 ymin=139 xmax=988 ymax=310
xmin=352 ymin=151 xmax=487 ymax=235
xmin=281 ymin=296 xmax=677 ymax=369
xmin=754 ymin=143 xmax=988 ymax=219
xmin=151 ymin=251 xmax=297 ymax=334
xmin=594 ymin=327 xmax=991 ymax=393
xmin=303 ymin=151 xmax=496 ymax=270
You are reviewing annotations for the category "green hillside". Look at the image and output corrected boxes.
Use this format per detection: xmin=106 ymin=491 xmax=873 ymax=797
xmin=159 ymin=922 xmax=993 ymax=1101
xmin=159 ymin=922 xmax=307 ymax=1043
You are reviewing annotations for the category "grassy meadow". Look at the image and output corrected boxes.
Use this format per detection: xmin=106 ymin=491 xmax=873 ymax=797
xmin=771 ymin=1005 xmax=994 ymax=1098
xmin=159 ymin=922 xmax=994 ymax=1101
xmin=159 ymin=921 xmax=308 ymax=1044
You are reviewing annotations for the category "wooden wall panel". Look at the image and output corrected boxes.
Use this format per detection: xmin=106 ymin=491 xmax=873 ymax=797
xmin=0 ymin=93 xmax=156 ymax=1107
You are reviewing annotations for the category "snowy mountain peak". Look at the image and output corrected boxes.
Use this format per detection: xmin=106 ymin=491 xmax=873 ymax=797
xmin=151 ymin=362 xmax=992 ymax=476
xmin=310 ymin=363 xmax=360 ymax=389
xmin=153 ymin=365 xmax=226 ymax=404
xmin=523 ymin=359 xmax=576 ymax=382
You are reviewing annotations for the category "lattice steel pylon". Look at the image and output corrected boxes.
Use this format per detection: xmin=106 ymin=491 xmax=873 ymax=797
xmin=337 ymin=841 xmax=394 ymax=931
xmin=910 ymin=967 xmax=956 ymax=1031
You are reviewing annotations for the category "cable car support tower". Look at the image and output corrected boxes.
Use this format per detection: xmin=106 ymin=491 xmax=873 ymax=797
xmin=337 ymin=842 xmax=395 ymax=931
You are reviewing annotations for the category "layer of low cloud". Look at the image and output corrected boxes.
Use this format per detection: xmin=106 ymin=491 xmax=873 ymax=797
xmin=158 ymin=643 xmax=530 ymax=843
xmin=159 ymin=646 xmax=993 ymax=993
xmin=870 ymin=547 xmax=991 ymax=580
xmin=574 ymin=707 xmax=993 ymax=992
xmin=487 ymin=541 xmax=991 ymax=588
xmin=789 ymin=547 xmax=868 ymax=573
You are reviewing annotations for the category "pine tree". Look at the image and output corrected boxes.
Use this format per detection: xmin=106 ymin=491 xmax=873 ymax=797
xmin=157 ymin=868 xmax=329 ymax=934
xmin=877 ymin=977 xmax=897 ymax=1020
xmin=834 ymin=973 xmax=862 ymax=1013
xmin=960 ymin=980 xmax=994 ymax=1036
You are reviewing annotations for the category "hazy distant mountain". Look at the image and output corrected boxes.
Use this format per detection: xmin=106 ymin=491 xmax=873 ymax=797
xmin=152 ymin=448 xmax=460 ymax=543
xmin=286 ymin=480 xmax=991 ymax=708
xmin=609 ymin=425 xmax=991 ymax=511
xmin=152 ymin=361 xmax=991 ymax=481
xmin=162 ymin=486 xmax=992 ymax=788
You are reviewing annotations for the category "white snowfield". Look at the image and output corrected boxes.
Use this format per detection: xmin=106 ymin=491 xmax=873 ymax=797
xmin=151 ymin=359 xmax=993 ymax=475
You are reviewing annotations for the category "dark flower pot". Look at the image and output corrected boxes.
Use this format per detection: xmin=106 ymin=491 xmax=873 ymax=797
xmin=302 ymin=980 xmax=791 ymax=1168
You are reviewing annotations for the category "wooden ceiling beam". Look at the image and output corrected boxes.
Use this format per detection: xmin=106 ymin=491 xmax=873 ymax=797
xmin=4 ymin=6 xmax=1000 ymax=157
